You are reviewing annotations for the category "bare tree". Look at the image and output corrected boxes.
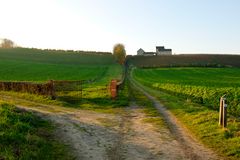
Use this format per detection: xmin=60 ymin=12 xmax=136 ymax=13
xmin=113 ymin=43 xmax=126 ymax=65
xmin=0 ymin=38 xmax=15 ymax=48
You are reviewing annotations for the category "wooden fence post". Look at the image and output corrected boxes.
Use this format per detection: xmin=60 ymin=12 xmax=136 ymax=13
xmin=219 ymin=96 xmax=227 ymax=128
xmin=223 ymin=98 xmax=227 ymax=128
xmin=219 ymin=97 xmax=223 ymax=126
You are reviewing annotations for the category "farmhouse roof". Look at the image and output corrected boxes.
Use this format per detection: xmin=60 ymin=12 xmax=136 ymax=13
xmin=156 ymin=46 xmax=172 ymax=51
xmin=138 ymin=48 xmax=145 ymax=52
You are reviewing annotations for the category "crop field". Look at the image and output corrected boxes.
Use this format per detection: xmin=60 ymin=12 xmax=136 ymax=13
xmin=0 ymin=48 xmax=121 ymax=82
xmin=132 ymin=67 xmax=240 ymax=116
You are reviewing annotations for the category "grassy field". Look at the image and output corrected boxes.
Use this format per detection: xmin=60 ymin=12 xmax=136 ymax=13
xmin=133 ymin=67 xmax=240 ymax=116
xmin=0 ymin=48 xmax=122 ymax=82
xmin=0 ymin=102 xmax=73 ymax=160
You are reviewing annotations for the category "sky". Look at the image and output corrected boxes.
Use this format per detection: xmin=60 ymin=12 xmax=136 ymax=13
xmin=0 ymin=0 xmax=240 ymax=55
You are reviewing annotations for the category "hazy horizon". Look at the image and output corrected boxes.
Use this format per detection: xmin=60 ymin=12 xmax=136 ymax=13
xmin=1 ymin=0 xmax=240 ymax=55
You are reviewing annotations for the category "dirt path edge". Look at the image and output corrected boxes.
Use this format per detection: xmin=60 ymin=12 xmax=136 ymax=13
xmin=129 ymin=77 xmax=221 ymax=160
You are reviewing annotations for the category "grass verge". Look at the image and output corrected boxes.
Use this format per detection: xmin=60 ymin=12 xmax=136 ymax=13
xmin=128 ymin=78 xmax=166 ymax=128
xmin=0 ymin=102 xmax=74 ymax=160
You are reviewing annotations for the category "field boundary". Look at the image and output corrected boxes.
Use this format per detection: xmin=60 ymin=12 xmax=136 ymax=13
xmin=0 ymin=81 xmax=55 ymax=98
xmin=0 ymin=78 xmax=113 ymax=100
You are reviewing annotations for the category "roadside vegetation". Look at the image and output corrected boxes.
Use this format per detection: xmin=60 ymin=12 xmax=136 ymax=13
xmin=0 ymin=102 xmax=73 ymax=160
xmin=131 ymin=68 xmax=240 ymax=159
xmin=127 ymin=78 xmax=166 ymax=128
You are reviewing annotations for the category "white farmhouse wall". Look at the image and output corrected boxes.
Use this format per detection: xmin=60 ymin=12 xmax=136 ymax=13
xmin=156 ymin=50 xmax=172 ymax=55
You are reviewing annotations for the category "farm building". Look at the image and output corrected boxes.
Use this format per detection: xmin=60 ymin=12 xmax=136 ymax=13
xmin=156 ymin=46 xmax=172 ymax=55
xmin=137 ymin=48 xmax=145 ymax=55
xmin=137 ymin=46 xmax=172 ymax=56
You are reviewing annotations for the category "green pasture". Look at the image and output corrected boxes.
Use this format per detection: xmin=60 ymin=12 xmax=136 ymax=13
xmin=0 ymin=48 xmax=122 ymax=83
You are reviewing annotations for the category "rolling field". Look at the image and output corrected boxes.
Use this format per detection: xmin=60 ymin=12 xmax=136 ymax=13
xmin=133 ymin=67 xmax=240 ymax=116
xmin=0 ymin=48 xmax=122 ymax=82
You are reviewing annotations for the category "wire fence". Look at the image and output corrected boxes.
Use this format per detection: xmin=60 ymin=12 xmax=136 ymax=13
xmin=0 ymin=80 xmax=110 ymax=100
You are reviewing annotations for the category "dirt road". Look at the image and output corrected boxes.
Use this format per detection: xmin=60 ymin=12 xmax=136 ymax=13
xmin=13 ymin=101 xmax=186 ymax=160
xmin=1 ymin=88 xmax=220 ymax=160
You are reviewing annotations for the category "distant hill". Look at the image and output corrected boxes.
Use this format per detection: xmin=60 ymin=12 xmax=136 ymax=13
xmin=127 ymin=54 xmax=240 ymax=68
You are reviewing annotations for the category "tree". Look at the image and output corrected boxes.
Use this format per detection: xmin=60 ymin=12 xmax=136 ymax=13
xmin=0 ymin=38 xmax=15 ymax=48
xmin=113 ymin=43 xmax=126 ymax=65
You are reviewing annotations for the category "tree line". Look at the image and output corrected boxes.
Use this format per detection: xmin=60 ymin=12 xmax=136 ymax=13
xmin=0 ymin=38 xmax=15 ymax=48
xmin=0 ymin=38 xmax=127 ymax=64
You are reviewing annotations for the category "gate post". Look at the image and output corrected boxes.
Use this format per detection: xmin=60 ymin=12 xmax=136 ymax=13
xmin=110 ymin=80 xmax=117 ymax=99
xmin=219 ymin=95 xmax=227 ymax=128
